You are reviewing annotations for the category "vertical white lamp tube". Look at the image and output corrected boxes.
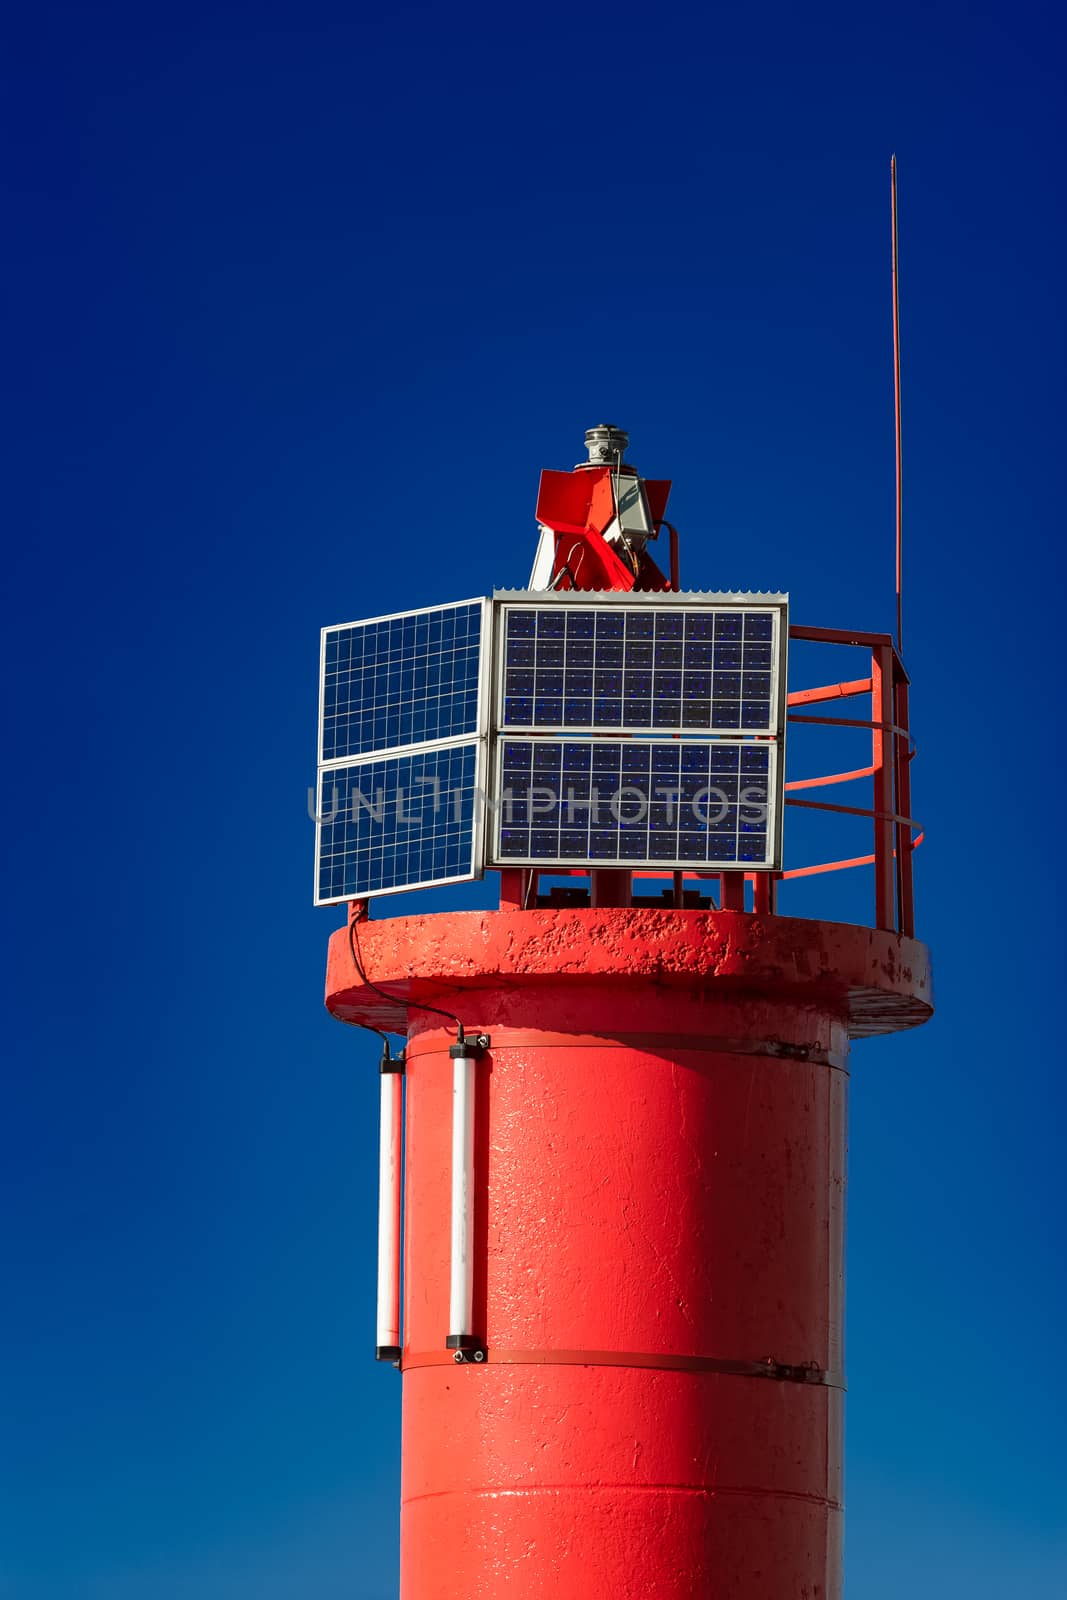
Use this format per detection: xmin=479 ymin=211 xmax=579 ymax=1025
xmin=448 ymin=1052 xmax=476 ymax=1347
xmin=376 ymin=1066 xmax=403 ymax=1361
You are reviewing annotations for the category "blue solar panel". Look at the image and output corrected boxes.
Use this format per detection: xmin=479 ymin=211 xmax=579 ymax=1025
xmin=315 ymin=742 xmax=481 ymax=903
xmin=500 ymin=604 xmax=779 ymax=735
xmin=321 ymin=599 xmax=484 ymax=762
xmin=493 ymin=739 xmax=774 ymax=869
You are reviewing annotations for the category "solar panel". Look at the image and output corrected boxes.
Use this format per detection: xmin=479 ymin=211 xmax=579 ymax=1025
xmin=321 ymin=599 xmax=485 ymax=763
xmin=315 ymin=742 xmax=483 ymax=903
xmin=492 ymin=739 xmax=776 ymax=870
xmin=498 ymin=601 xmax=781 ymax=736
xmin=315 ymin=597 xmax=489 ymax=903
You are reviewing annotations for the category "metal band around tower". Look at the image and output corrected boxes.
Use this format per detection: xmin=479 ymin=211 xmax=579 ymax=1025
xmin=401 ymin=1348 xmax=846 ymax=1388
xmin=404 ymin=1030 xmax=849 ymax=1072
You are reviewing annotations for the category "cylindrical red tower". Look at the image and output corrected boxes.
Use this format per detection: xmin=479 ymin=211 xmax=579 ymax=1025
xmin=326 ymin=907 xmax=931 ymax=1598
xmin=317 ymin=425 xmax=931 ymax=1596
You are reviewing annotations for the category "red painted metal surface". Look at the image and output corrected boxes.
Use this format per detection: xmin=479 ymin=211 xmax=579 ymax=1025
xmin=719 ymin=871 xmax=746 ymax=911
xmin=778 ymin=629 xmax=918 ymax=936
xmin=752 ymin=871 xmax=776 ymax=913
xmin=535 ymin=464 xmax=671 ymax=592
xmin=326 ymin=910 xmax=932 ymax=1599
xmin=786 ymin=677 xmax=873 ymax=707
xmin=894 ymin=678 xmax=915 ymax=937
xmin=870 ymin=646 xmax=896 ymax=930
xmin=590 ymin=868 xmax=631 ymax=908
xmin=786 ymin=765 xmax=878 ymax=792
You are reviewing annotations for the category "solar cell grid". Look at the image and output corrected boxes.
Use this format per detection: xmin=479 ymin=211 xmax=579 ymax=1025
xmin=315 ymin=742 xmax=481 ymax=902
xmin=321 ymin=599 xmax=483 ymax=762
xmin=501 ymin=604 xmax=778 ymax=734
xmin=494 ymin=739 xmax=773 ymax=869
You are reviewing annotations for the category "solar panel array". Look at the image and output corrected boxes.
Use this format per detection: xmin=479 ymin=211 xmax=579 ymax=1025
xmin=314 ymin=591 xmax=786 ymax=903
xmin=500 ymin=604 xmax=778 ymax=734
xmin=315 ymin=599 xmax=487 ymax=904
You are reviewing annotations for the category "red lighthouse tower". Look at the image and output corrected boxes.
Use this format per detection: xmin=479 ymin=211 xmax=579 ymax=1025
xmin=316 ymin=426 xmax=931 ymax=1599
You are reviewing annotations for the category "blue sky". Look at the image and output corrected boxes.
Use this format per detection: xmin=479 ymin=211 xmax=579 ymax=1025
xmin=2 ymin=3 xmax=1064 ymax=1596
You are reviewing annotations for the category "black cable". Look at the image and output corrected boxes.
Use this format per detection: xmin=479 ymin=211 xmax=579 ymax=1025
xmin=340 ymin=995 xmax=397 ymax=1056
xmin=347 ymin=915 xmax=466 ymax=1038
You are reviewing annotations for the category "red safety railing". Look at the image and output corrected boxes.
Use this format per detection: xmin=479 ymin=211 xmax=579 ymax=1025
xmin=497 ymin=624 xmax=921 ymax=936
xmin=768 ymin=625 xmax=920 ymax=936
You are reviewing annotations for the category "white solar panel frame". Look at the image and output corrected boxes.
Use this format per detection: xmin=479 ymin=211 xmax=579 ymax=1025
xmin=315 ymin=596 xmax=493 ymax=903
xmin=486 ymin=737 xmax=781 ymax=872
xmin=491 ymin=591 xmax=788 ymax=740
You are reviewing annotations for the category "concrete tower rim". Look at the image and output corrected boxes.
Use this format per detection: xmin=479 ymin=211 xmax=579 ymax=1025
xmin=326 ymin=905 xmax=933 ymax=1040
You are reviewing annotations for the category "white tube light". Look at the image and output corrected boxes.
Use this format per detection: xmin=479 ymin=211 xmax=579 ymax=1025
xmin=376 ymin=1066 xmax=403 ymax=1360
xmin=448 ymin=1052 xmax=476 ymax=1346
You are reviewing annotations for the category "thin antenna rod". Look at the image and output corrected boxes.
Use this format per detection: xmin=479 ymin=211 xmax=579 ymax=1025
xmin=891 ymin=154 xmax=903 ymax=656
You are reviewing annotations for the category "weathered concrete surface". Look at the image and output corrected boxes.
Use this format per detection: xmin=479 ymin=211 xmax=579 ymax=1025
xmin=326 ymin=907 xmax=933 ymax=1038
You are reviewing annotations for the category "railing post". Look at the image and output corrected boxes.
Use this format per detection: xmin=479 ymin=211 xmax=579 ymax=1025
xmin=498 ymin=869 xmax=526 ymax=911
xmin=591 ymin=870 xmax=632 ymax=908
xmin=753 ymin=873 xmax=776 ymax=914
xmin=720 ymin=872 xmax=746 ymax=911
xmin=871 ymin=646 xmax=896 ymax=931
xmin=894 ymin=675 xmax=915 ymax=938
